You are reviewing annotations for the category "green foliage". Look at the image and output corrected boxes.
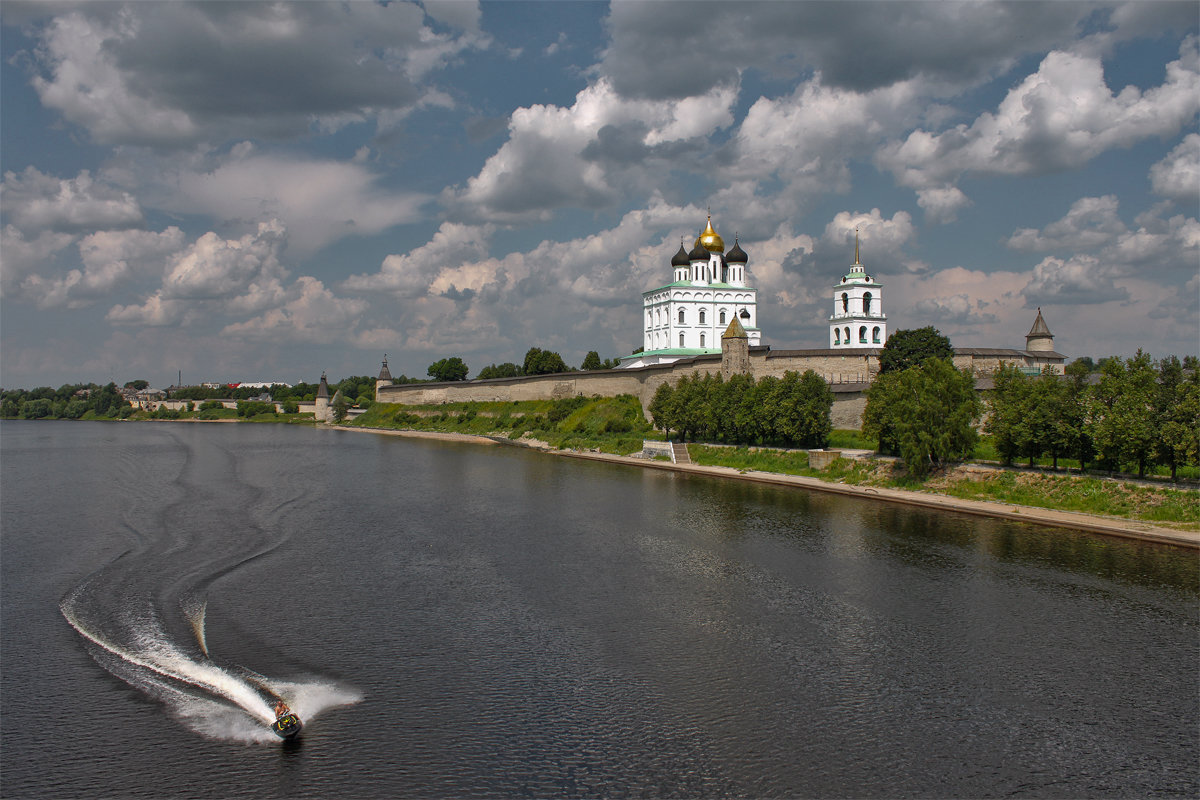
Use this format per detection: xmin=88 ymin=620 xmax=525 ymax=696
xmin=2 ymin=382 xmax=129 ymax=419
xmin=523 ymin=347 xmax=569 ymax=375
xmin=476 ymin=362 xmax=522 ymax=380
xmin=332 ymin=394 xmax=349 ymax=423
xmin=648 ymin=370 xmax=832 ymax=447
xmin=124 ymin=379 xmax=149 ymax=390
xmin=237 ymin=400 xmax=276 ymax=418
xmin=878 ymin=326 xmax=954 ymax=374
xmin=864 ymin=358 xmax=981 ymax=476
xmin=580 ymin=351 xmax=604 ymax=371
xmin=427 ymin=357 xmax=469 ymax=382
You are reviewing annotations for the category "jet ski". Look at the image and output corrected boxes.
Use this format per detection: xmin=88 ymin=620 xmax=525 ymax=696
xmin=271 ymin=701 xmax=302 ymax=739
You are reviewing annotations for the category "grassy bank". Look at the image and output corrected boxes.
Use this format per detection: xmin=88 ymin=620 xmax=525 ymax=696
xmin=348 ymin=396 xmax=658 ymax=455
xmin=687 ymin=444 xmax=1200 ymax=529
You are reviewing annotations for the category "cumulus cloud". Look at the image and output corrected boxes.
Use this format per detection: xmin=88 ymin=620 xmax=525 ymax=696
xmin=0 ymin=225 xmax=75 ymax=295
xmin=450 ymin=80 xmax=737 ymax=222
xmin=344 ymin=222 xmax=495 ymax=297
xmin=599 ymin=1 xmax=1095 ymax=99
xmin=19 ymin=2 xmax=485 ymax=147
xmin=1007 ymin=195 xmax=1128 ymax=252
xmin=1150 ymin=133 xmax=1200 ymax=202
xmin=220 ymin=276 xmax=366 ymax=344
xmin=148 ymin=151 xmax=427 ymax=257
xmin=878 ymin=38 xmax=1200 ymax=191
xmin=1022 ymin=254 xmax=1131 ymax=305
xmin=20 ymin=227 xmax=186 ymax=309
xmin=916 ymin=187 xmax=972 ymax=225
xmin=2 ymin=167 xmax=143 ymax=232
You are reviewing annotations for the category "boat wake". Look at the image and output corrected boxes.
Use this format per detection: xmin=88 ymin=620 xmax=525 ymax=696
xmin=58 ymin=428 xmax=360 ymax=743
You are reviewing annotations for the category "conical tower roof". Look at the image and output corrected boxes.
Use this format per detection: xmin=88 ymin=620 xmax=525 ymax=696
xmin=316 ymin=371 xmax=330 ymax=399
xmin=1027 ymin=307 xmax=1052 ymax=338
xmin=721 ymin=316 xmax=748 ymax=340
xmin=378 ymin=356 xmax=392 ymax=382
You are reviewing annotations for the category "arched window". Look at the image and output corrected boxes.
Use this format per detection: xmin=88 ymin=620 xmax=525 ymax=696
xmin=863 ymin=292 xmax=872 ymax=315
xmin=679 ymin=332 xmax=685 ymax=347
xmin=859 ymin=326 xmax=867 ymax=343
xmin=719 ymin=310 xmax=726 ymax=325
xmin=678 ymin=309 xmax=685 ymax=324
xmin=699 ymin=309 xmax=706 ymax=325
xmin=834 ymin=328 xmax=841 ymax=345
xmin=842 ymin=292 xmax=849 ymax=313
xmin=873 ymin=326 xmax=881 ymax=343
xmin=844 ymin=326 xmax=851 ymax=343
xmin=700 ymin=333 xmax=706 ymax=347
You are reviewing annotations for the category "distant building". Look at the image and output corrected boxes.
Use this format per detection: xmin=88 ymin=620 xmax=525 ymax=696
xmin=621 ymin=216 xmax=759 ymax=368
xmin=828 ymin=231 xmax=887 ymax=349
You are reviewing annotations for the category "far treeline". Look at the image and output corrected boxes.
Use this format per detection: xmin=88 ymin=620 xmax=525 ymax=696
xmin=431 ymin=347 xmax=620 ymax=382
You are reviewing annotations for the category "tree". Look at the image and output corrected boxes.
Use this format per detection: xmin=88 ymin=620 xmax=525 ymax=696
xmin=649 ymin=382 xmax=678 ymax=438
xmin=1070 ymin=356 xmax=1096 ymax=373
xmin=580 ymin=351 xmax=604 ymax=371
xmin=878 ymin=326 xmax=954 ymax=374
xmin=1154 ymin=356 xmax=1200 ymax=481
xmin=427 ymin=357 xmax=469 ymax=382
xmin=124 ymin=379 xmax=149 ymax=391
xmin=332 ymin=392 xmax=349 ymax=423
xmin=523 ymin=347 xmax=569 ymax=375
xmin=477 ymin=362 xmax=522 ymax=380
xmin=985 ymin=364 xmax=1030 ymax=466
xmin=863 ymin=358 xmax=981 ymax=477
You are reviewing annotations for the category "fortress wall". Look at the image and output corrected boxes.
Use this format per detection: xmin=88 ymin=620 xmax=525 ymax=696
xmin=373 ymin=345 xmax=1058 ymax=429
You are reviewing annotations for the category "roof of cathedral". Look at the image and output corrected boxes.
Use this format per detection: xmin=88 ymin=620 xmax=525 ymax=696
xmin=722 ymin=316 xmax=748 ymax=339
xmin=698 ymin=215 xmax=725 ymax=253
xmin=671 ymin=243 xmax=690 ymax=267
xmin=688 ymin=241 xmax=710 ymax=261
xmin=1027 ymin=307 xmax=1053 ymax=338
xmin=726 ymin=236 xmax=747 ymax=264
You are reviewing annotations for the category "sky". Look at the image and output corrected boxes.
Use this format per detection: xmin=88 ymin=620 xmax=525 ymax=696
xmin=1 ymin=0 xmax=1197 ymax=390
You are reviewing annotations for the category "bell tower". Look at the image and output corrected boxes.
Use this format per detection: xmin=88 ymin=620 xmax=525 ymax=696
xmin=829 ymin=230 xmax=887 ymax=349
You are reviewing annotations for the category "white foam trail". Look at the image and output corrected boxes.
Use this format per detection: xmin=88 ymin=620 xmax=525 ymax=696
xmin=183 ymin=597 xmax=209 ymax=657
xmin=62 ymin=586 xmax=362 ymax=742
xmin=63 ymin=589 xmax=274 ymax=724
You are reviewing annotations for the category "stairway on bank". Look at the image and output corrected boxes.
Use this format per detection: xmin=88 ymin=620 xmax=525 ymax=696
xmin=671 ymin=442 xmax=691 ymax=464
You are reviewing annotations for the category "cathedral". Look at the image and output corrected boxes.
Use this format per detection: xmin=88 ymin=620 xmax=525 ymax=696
xmin=620 ymin=216 xmax=759 ymax=368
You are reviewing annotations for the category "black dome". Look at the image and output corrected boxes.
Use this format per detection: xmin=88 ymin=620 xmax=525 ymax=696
xmin=726 ymin=239 xmax=747 ymax=263
xmin=688 ymin=242 xmax=709 ymax=261
xmin=671 ymin=244 xmax=690 ymax=267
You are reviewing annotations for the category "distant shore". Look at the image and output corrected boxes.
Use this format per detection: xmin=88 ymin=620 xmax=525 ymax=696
xmin=334 ymin=425 xmax=1200 ymax=550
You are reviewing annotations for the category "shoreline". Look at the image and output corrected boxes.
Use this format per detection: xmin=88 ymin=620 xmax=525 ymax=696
xmin=335 ymin=426 xmax=1200 ymax=550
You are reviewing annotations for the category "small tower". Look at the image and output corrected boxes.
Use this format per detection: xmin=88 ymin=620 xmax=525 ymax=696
xmin=376 ymin=355 xmax=393 ymax=398
xmin=315 ymin=371 xmax=330 ymax=422
xmin=829 ymin=230 xmax=887 ymax=349
xmin=1025 ymin=308 xmax=1054 ymax=352
xmin=721 ymin=316 xmax=751 ymax=379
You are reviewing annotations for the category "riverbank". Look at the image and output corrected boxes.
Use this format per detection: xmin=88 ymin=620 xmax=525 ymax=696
xmin=335 ymin=426 xmax=1200 ymax=550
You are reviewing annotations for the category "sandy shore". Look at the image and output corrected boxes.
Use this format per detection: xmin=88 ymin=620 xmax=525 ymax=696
xmin=335 ymin=426 xmax=1199 ymax=550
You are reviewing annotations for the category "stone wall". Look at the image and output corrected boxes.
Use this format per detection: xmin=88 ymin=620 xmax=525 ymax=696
xmin=374 ymin=343 xmax=1058 ymax=429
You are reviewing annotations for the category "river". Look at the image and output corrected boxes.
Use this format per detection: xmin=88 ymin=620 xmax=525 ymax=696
xmin=2 ymin=421 xmax=1196 ymax=798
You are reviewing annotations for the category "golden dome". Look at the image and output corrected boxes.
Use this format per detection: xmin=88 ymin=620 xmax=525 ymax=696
xmin=698 ymin=215 xmax=724 ymax=253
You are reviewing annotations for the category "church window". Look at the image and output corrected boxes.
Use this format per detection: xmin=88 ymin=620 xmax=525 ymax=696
xmin=719 ymin=310 xmax=726 ymax=325
xmin=859 ymin=326 xmax=867 ymax=343
xmin=679 ymin=309 xmax=686 ymax=325
xmin=863 ymin=292 xmax=872 ymax=315
xmin=844 ymin=326 xmax=851 ymax=343
xmin=699 ymin=309 xmax=706 ymax=324
xmin=842 ymin=293 xmax=849 ymax=313
xmin=834 ymin=329 xmax=841 ymax=345
xmin=679 ymin=332 xmax=685 ymax=347
xmin=873 ymin=326 xmax=881 ymax=343
xmin=700 ymin=333 xmax=706 ymax=347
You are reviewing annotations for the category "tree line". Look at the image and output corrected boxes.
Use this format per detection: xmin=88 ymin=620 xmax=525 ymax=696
xmin=648 ymin=370 xmax=834 ymax=448
xmin=431 ymin=347 xmax=621 ymax=382
xmin=987 ymin=353 xmax=1199 ymax=479
xmin=2 ymin=382 xmax=132 ymax=420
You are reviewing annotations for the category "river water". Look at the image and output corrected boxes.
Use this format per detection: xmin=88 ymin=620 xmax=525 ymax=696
xmin=1 ymin=421 xmax=1196 ymax=798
